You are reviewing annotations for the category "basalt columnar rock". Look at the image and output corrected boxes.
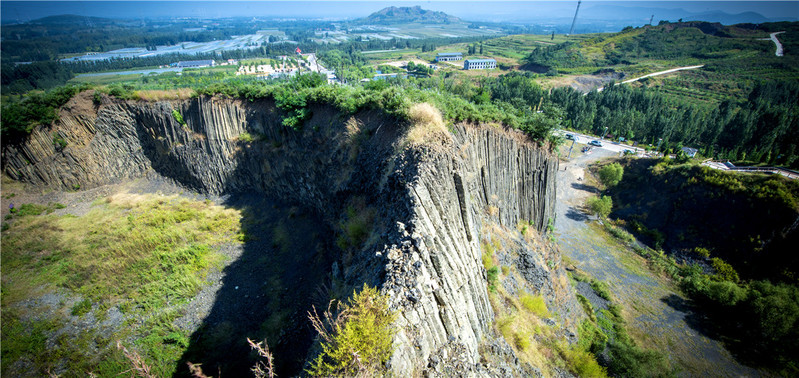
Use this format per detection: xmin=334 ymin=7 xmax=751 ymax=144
xmin=2 ymin=91 xmax=577 ymax=375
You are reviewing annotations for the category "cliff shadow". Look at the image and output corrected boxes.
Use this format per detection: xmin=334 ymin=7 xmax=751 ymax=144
xmin=565 ymin=206 xmax=591 ymax=222
xmin=660 ymin=294 xmax=722 ymax=341
xmin=166 ymin=104 xmax=410 ymax=377
xmin=174 ymin=192 xmax=336 ymax=377
xmin=571 ymin=182 xmax=600 ymax=194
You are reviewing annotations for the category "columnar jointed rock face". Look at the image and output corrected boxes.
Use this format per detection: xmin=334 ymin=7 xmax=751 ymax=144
xmin=2 ymin=92 xmax=560 ymax=375
xmin=381 ymin=125 xmax=558 ymax=374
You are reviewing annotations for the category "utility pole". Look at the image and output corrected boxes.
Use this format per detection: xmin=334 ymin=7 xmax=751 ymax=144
xmin=568 ymin=0 xmax=582 ymax=36
xmin=568 ymin=137 xmax=577 ymax=159
xmin=649 ymin=14 xmax=654 ymax=25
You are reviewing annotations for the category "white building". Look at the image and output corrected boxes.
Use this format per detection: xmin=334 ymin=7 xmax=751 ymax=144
xmin=176 ymin=60 xmax=215 ymax=68
xmin=463 ymin=59 xmax=496 ymax=70
xmin=435 ymin=52 xmax=463 ymax=62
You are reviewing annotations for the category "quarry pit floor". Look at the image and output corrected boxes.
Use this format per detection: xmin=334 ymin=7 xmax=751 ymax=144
xmin=554 ymin=150 xmax=762 ymax=376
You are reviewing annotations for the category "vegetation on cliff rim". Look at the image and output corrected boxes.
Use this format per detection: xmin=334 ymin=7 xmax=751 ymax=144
xmin=2 ymin=69 xmax=565 ymax=143
xmin=0 ymin=83 xmax=90 ymax=139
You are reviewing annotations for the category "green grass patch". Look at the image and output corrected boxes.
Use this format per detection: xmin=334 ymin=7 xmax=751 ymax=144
xmin=0 ymin=193 xmax=243 ymax=375
xmin=70 ymin=298 xmax=93 ymax=317
xmin=520 ymin=293 xmax=549 ymax=317
xmin=8 ymin=202 xmax=65 ymax=217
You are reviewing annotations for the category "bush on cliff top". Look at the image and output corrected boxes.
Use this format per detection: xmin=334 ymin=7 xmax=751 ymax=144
xmin=1 ymin=84 xmax=91 ymax=139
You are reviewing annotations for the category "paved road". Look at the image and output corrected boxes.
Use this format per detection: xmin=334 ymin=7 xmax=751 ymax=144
xmin=769 ymin=32 xmax=785 ymax=57
xmin=555 ymin=130 xmax=646 ymax=155
xmin=596 ymin=65 xmax=705 ymax=92
xmin=76 ymin=67 xmax=184 ymax=77
xmin=554 ymin=149 xmax=762 ymax=376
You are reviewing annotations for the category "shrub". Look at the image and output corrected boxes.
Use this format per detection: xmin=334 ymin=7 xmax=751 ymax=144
xmin=1 ymin=84 xmax=90 ymax=138
xmin=586 ymin=195 xmax=613 ymax=218
xmin=607 ymin=341 xmax=674 ymax=378
xmin=693 ymin=247 xmax=711 ymax=258
xmin=336 ymin=200 xmax=375 ymax=252
xmin=591 ymin=281 xmax=612 ymax=301
xmin=568 ymin=348 xmax=608 ymax=377
xmin=238 ymin=132 xmax=254 ymax=143
xmin=704 ymin=280 xmax=747 ymax=306
xmin=597 ymin=163 xmax=624 ymax=187
xmin=710 ymin=257 xmax=739 ymax=283
xmin=577 ymin=320 xmax=608 ymax=354
xmin=171 ymin=109 xmax=187 ymax=127
xmin=520 ymin=294 xmax=550 ymax=317
xmin=514 ymin=332 xmax=531 ymax=351
xmin=308 ymin=285 xmax=396 ymax=377
xmin=52 ymin=132 xmax=68 ymax=150
xmin=487 ymin=266 xmax=499 ymax=292
xmin=71 ymin=298 xmax=92 ymax=317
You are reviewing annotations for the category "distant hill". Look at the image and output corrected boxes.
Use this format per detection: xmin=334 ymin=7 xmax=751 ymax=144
xmin=583 ymin=4 xmax=777 ymax=25
xmin=684 ymin=11 xmax=770 ymax=25
xmin=356 ymin=6 xmax=461 ymax=25
xmin=28 ymin=14 xmax=115 ymax=25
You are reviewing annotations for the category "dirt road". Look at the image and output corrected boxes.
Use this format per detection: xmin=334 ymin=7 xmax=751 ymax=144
xmin=554 ymin=149 xmax=761 ymax=376
xmin=596 ymin=65 xmax=705 ymax=92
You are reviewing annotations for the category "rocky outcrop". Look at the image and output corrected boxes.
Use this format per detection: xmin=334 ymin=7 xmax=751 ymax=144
xmin=2 ymin=91 xmax=573 ymax=375
xmin=376 ymin=124 xmax=564 ymax=374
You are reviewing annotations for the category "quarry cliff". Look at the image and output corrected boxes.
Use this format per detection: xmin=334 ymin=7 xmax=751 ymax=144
xmin=2 ymin=91 xmax=579 ymax=375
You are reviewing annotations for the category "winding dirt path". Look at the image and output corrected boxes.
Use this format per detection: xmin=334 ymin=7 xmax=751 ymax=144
xmin=553 ymin=151 xmax=762 ymax=376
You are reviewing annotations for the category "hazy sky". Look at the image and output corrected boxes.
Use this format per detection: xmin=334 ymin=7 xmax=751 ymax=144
xmin=2 ymin=1 xmax=797 ymax=23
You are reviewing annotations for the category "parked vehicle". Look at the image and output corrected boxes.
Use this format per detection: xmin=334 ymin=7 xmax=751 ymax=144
xmin=565 ymin=133 xmax=575 ymax=140
xmin=589 ymin=140 xmax=603 ymax=147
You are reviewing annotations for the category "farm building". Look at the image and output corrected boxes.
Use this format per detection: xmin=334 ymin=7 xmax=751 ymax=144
xmin=463 ymin=59 xmax=496 ymax=70
xmin=435 ymin=52 xmax=463 ymax=62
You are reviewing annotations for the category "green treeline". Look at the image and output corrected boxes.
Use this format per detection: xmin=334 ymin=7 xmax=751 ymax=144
xmin=551 ymin=81 xmax=799 ymax=167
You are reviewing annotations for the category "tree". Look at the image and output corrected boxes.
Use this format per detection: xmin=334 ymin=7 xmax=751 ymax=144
xmin=597 ymin=163 xmax=624 ymax=187
xmin=586 ymin=195 xmax=613 ymax=219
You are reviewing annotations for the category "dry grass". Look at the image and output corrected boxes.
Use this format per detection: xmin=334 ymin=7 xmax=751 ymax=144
xmin=133 ymin=89 xmax=196 ymax=101
xmin=405 ymin=103 xmax=450 ymax=146
xmin=344 ymin=117 xmax=367 ymax=162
